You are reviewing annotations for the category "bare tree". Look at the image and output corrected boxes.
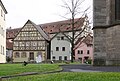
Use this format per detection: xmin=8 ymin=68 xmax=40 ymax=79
xmin=59 ymin=0 xmax=91 ymax=62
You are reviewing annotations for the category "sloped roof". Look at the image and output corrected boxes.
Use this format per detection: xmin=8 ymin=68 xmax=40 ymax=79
xmin=0 ymin=0 xmax=7 ymax=14
xmin=75 ymin=34 xmax=93 ymax=46
xmin=6 ymin=18 xmax=85 ymax=50
xmin=6 ymin=28 xmax=21 ymax=39
xmin=6 ymin=28 xmax=21 ymax=49
xmin=74 ymin=34 xmax=93 ymax=50
xmin=40 ymin=18 xmax=85 ymax=34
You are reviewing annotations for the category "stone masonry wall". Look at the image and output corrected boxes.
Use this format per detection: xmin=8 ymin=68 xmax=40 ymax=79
xmin=93 ymin=28 xmax=107 ymax=65
xmin=93 ymin=25 xmax=120 ymax=65
xmin=93 ymin=0 xmax=108 ymax=26
xmin=93 ymin=0 xmax=120 ymax=65
xmin=106 ymin=25 xmax=120 ymax=65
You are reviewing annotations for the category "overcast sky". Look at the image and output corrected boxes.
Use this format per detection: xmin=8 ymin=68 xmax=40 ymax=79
xmin=2 ymin=0 xmax=92 ymax=29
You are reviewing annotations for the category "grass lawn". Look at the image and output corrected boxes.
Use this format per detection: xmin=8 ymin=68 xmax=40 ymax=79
xmin=4 ymin=72 xmax=120 ymax=81
xmin=0 ymin=64 xmax=61 ymax=76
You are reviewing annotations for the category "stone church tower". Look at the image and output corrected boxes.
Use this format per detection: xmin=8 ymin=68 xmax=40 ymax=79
xmin=93 ymin=0 xmax=120 ymax=65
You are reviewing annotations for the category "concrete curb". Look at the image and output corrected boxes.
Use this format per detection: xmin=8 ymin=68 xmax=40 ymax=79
xmin=0 ymin=69 xmax=63 ymax=79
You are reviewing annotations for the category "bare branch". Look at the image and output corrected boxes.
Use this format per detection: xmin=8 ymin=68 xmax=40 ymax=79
xmin=73 ymin=32 xmax=92 ymax=50
xmin=61 ymin=32 xmax=72 ymax=42
xmin=73 ymin=36 xmax=85 ymax=50
xmin=61 ymin=0 xmax=72 ymax=13
xmin=59 ymin=27 xmax=72 ymax=42
xmin=73 ymin=14 xmax=87 ymax=36
xmin=58 ymin=0 xmax=91 ymax=62
xmin=74 ymin=25 xmax=86 ymax=40
xmin=74 ymin=0 xmax=85 ymax=11
xmin=58 ymin=14 xmax=70 ymax=20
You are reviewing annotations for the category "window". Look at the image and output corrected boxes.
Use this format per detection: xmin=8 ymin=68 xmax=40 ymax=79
xmin=3 ymin=47 xmax=4 ymax=55
xmin=14 ymin=42 xmax=18 ymax=46
xmin=57 ymin=36 xmax=65 ymax=40
xmin=19 ymin=42 xmax=25 ymax=46
xmin=1 ymin=10 xmax=3 ymax=17
xmin=61 ymin=36 xmax=64 ymax=40
xmin=4 ymin=14 xmax=5 ymax=20
xmin=87 ymin=50 xmax=90 ymax=54
xmin=81 ymin=50 xmax=83 ymax=54
xmin=59 ymin=56 xmax=62 ymax=60
xmin=21 ymin=52 xmax=27 ymax=58
xmin=26 ymin=42 xmax=30 ymax=46
xmin=62 ymin=47 xmax=65 ymax=51
xmin=56 ymin=47 xmax=59 ymax=51
xmin=31 ymin=42 xmax=37 ymax=46
xmin=52 ymin=56 xmax=55 ymax=60
xmin=14 ymin=52 xmax=20 ymax=58
xmin=64 ymin=56 xmax=67 ymax=60
xmin=1 ymin=45 xmax=2 ymax=54
xmin=57 ymin=36 xmax=60 ymax=40
xmin=78 ymin=50 xmax=80 ymax=54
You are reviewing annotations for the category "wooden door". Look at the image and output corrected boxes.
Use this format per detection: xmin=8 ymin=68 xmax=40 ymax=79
xmin=29 ymin=52 xmax=34 ymax=60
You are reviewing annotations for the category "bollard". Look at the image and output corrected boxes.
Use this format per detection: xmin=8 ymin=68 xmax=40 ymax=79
xmin=0 ymin=77 xmax=2 ymax=81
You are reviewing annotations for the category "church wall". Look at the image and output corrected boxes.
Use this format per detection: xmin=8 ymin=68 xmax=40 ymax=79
xmin=106 ymin=25 xmax=120 ymax=65
xmin=93 ymin=28 xmax=107 ymax=65
xmin=93 ymin=0 xmax=120 ymax=65
xmin=93 ymin=0 xmax=108 ymax=26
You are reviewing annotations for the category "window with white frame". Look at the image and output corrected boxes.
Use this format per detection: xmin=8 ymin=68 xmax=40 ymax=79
xmin=81 ymin=50 xmax=83 ymax=54
xmin=78 ymin=50 xmax=83 ymax=54
xmin=59 ymin=56 xmax=62 ymax=60
xmin=64 ymin=56 xmax=67 ymax=60
xmin=61 ymin=36 xmax=64 ymax=40
xmin=52 ymin=56 xmax=55 ymax=60
xmin=3 ymin=47 xmax=4 ymax=55
xmin=4 ymin=14 xmax=5 ymax=20
xmin=1 ymin=45 xmax=2 ymax=54
xmin=57 ymin=36 xmax=65 ymax=40
xmin=1 ymin=10 xmax=3 ymax=17
xmin=87 ymin=50 xmax=90 ymax=54
xmin=56 ymin=47 xmax=59 ymax=51
xmin=62 ymin=47 xmax=65 ymax=51
xmin=57 ymin=36 xmax=60 ymax=40
xmin=77 ymin=50 xmax=80 ymax=54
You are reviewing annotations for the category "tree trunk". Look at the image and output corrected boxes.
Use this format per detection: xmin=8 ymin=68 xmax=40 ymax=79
xmin=71 ymin=41 xmax=75 ymax=62
xmin=71 ymin=6 xmax=75 ymax=62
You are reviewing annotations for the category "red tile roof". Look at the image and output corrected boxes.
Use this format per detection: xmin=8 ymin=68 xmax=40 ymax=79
xmin=74 ymin=34 xmax=93 ymax=50
xmin=40 ymin=18 xmax=85 ymax=34
xmin=6 ymin=28 xmax=21 ymax=49
xmin=6 ymin=28 xmax=21 ymax=39
xmin=6 ymin=18 xmax=85 ymax=50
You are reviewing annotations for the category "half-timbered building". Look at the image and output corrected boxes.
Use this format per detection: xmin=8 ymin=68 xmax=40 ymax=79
xmin=6 ymin=17 xmax=91 ymax=63
xmin=13 ymin=20 xmax=49 ymax=62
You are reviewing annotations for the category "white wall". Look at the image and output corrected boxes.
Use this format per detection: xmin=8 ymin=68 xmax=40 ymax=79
xmin=51 ymin=33 xmax=71 ymax=61
xmin=0 ymin=5 xmax=6 ymax=63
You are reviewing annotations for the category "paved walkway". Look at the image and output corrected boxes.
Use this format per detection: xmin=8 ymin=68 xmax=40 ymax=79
xmin=60 ymin=64 xmax=120 ymax=72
